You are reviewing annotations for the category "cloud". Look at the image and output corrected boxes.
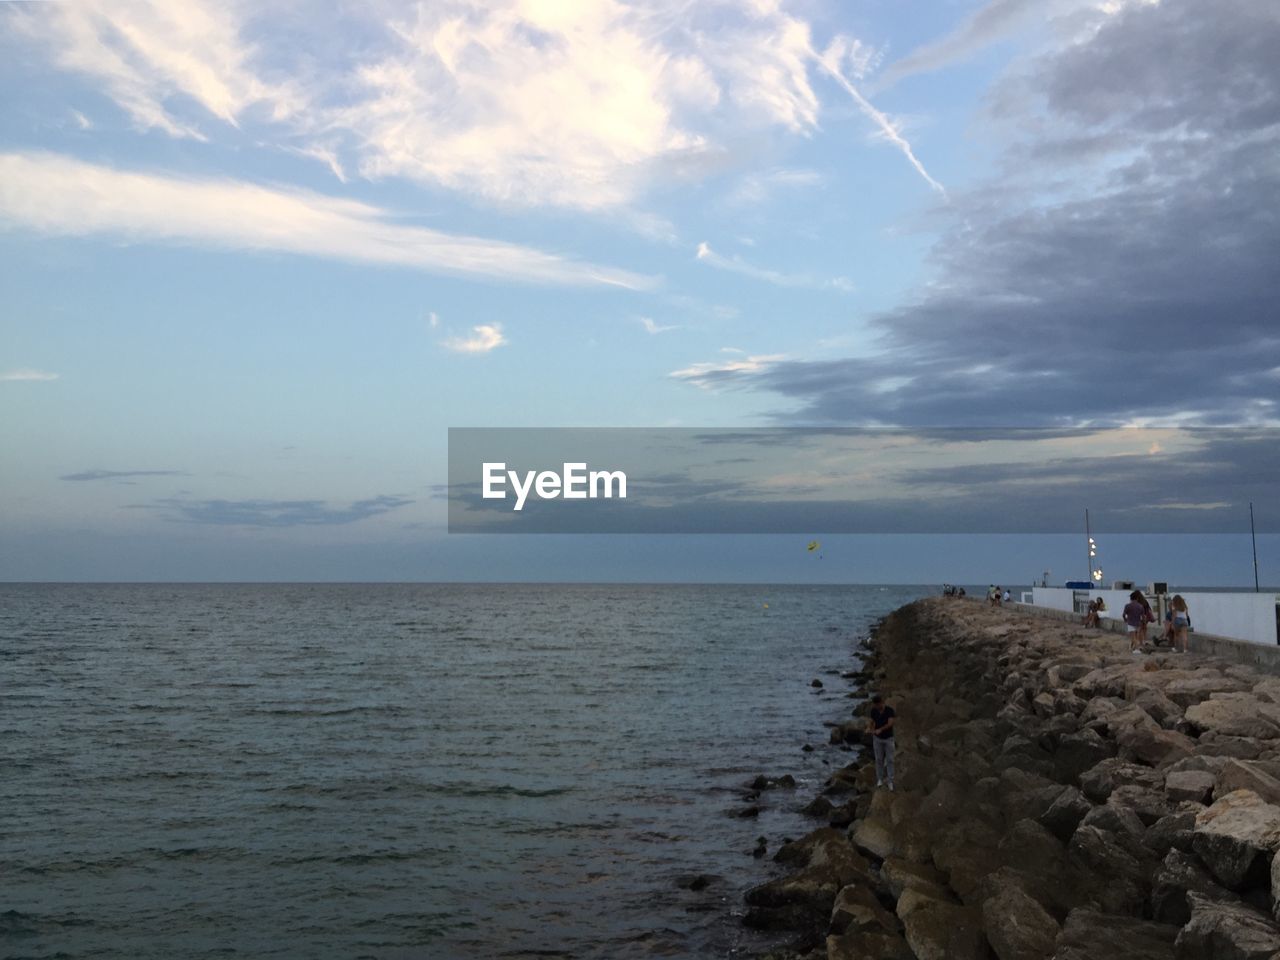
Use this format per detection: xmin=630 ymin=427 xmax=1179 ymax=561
xmin=61 ymin=469 xmax=185 ymax=482
xmin=879 ymin=0 xmax=1086 ymax=87
xmin=9 ymin=1 xmax=937 ymax=212
xmin=639 ymin=316 xmax=678 ymax=335
xmin=1 ymin=369 xmax=60 ymax=382
xmin=136 ymin=494 xmax=413 ymax=527
xmin=442 ymin=324 xmax=506 ymax=354
xmin=727 ymin=167 xmax=822 ymax=206
xmin=10 ymin=0 xmax=302 ymax=139
xmin=694 ymin=241 xmax=853 ymax=291
xmin=0 ymin=152 xmax=655 ymax=289
xmin=670 ymin=353 xmax=786 ymax=389
xmin=675 ymin=0 xmax=1280 ymax=428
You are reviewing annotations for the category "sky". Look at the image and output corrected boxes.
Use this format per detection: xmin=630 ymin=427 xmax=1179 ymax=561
xmin=1 ymin=0 xmax=1277 ymax=583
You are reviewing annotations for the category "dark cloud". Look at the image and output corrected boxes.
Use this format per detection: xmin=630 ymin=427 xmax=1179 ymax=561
xmin=133 ymin=495 xmax=413 ymax=527
xmin=61 ymin=469 xmax=186 ymax=482
xmin=679 ymin=0 xmax=1280 ymax=427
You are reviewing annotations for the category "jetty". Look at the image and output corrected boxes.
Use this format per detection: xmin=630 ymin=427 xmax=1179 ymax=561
xmin=745 ymin=597 xmax=1280 ymax=959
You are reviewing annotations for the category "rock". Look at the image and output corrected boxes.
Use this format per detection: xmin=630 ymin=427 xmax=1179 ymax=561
xmin=1273 ymin=853 xmax=1280 ymax=923
xmin=849 ymin=815 xmax=895 ymax=861
xmin=1083 ymin=802 xmax=1147 ymax=837
xmin=1134 ymin=686 xmax=1186 ymax=727
xmin=829 ymin=883 xmax=898 ymax=936
xmin=1166 ymin=770 xmax=1217 ymax=805
xmin=1039 ymin=785 xmax=1092 ymax=841
xmin=982 ymin=882 xmax=1060 ymax=960
xmin=879 ymin=856 xmax=949 ymax=900
xmin=999 ymin=818 xmax=1065 ymax=869
xmin=1079 ymin=696 xmax=1126 ymax=725
xmin=826 ymin=929 xmax=914 ymax=960
xmin=1191 ymin=789 xmax=1280 ymax=890
xmin=811 ymin=679 xmax=824 ymax=688
xmin=745 ymin=832 xmax=874 ymax=932
xmin=1052 ymin=907 xmax=1178 ymax=960
xmin=1165 ymin=672 xmax=1250 ymax=709
xmin=1174 ymin=891 xmax=1280 ymax=960
xmin=1120 ymin=726 xmax=1198 ymax=768
xmin=802 ymin=796 xmax=835 ymax=818
xmin=735 ymin=805 xmax=761 ymax=818
xmin=1145 ymin=811 xmax=1200 ymax=855
xmin=1080 ymin=757 xmax=1164 ymax=803
xmin=1216 ymin=759 xmax=1280 ymax=806
xmin=1151 ymin=848 xmax=1234 ymax=926
xmin=1186 ymin=698 xmax=1280 ymax=740
xmin=1075 ymin=663 xmax=1139 ymax=699
xmin=1067 ymin=825 xmax=1152 ymax=916
xmin=1199 ymin=736 xmax=1267 ymax=760
xmin=897 ymin=890 xmax=988 ymax=960
xmin=1110 ymin=783 xmax=1175 ymax=826
xmin=1055 ymin=728 xmax=1116 ymax=783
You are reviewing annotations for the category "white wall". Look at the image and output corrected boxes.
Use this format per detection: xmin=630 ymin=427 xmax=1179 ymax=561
xmin=1029 ymin=587 xmax=1278 ymax=646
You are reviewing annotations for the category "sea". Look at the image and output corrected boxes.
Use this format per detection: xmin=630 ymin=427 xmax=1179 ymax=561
xmin=1 ymin=583 xmax=928 ymax=960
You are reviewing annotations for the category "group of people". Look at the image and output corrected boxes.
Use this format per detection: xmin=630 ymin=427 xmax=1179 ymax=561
xmin=987 ymin=585 xmax=1011 ymax=606
xmin=1085 ymin=589 xmax=1192 ymax=654
xmin=941 ymin=584 xmax=967 ymax=598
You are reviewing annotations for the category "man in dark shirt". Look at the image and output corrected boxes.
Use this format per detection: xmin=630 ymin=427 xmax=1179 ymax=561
xmin=867 ymin=694 xmax=896 ymax=791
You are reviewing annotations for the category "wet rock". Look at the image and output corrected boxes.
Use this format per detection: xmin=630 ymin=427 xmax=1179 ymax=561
xmin=802 ymin=796 xmax=835 ymax=818
xmin=825 ymin=929 xmax=914 ymax=960
xmin=981 ymin=881 xmax=1060 ymax=960
xmin=829 ymin=882 xmax=898 ymax=936
xmin=1191 ymin=789 xmax=1280 ymax=890
xmin=1052 ymin=907 xmax=1178 ymax=960
xmin=811 ymin=679 xmax=824 ymax=688
xmin=1174 ymin=891 xmax=1280 ymax=960
xmin=735 ymin=805 xmax=761 ymax=818
xmin=753 ymin=838 xmax=768 ymax=859
xmin=1039 ymin=785 xmax=1092 ymax=841
xmin=1166 ymin=769 xmax=1217 ymax=805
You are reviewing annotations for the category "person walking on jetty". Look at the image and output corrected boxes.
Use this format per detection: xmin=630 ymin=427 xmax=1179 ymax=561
xmin=1170 ymin=595 xmax=1192 ymax=654
xmin=867 ymin=694 xmax=895 ymax=791
xmin=1123 ymin=590 xmax=1148 ymax=654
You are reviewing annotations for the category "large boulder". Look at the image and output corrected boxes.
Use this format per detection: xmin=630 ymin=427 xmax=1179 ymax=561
xmin=745 ymin=828 xmax=874 ymax=931
xmin=829 ymin=882 xmax=899 ymax=937
xmin=1216 ymin=759 xmax=1280 ymax=806
xmin=1191 ymin=789 xmax=1280 ymax=890
xmin=879 ymin=856 xmax=948 ymax=900
xmin=1039 ymin=785 xmax=1092 ymax=842
xmin=1151 ymin=848 xmax=1235 ymax=926
xmin=1080 ymin=758 xmax=1164 ymax=803
xmin=1165 ymin=672 xmax=1250 ymax=709
xmin=981 ymin=881 xmax=1060 ymax=960
xmin=1052 ymin=908 xmax=1178 ymax=960
xmin=1120 ymin=726 xmax=1198 ymax=768
xmin=1174 ymin=892 xmax=1280 ymax=960
xmin=896 ymin=888 xmax=988 ymax=960
xmin=1186 ymin=698 xmax=1280 ymax=740
xmin=1166 ymin=770 xmax=1217 ymax=805
xmin=826 ymin=929 xmax=914 ymax=960
xmin=1055 ymin=728 xmax=1116 ymax=783
xmin=1067 ymin=825 xmax=1153 ymax=916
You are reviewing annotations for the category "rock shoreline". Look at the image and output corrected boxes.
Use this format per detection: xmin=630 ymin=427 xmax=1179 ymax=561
xmin=743 ymin=597 xmax=1280 ymax=960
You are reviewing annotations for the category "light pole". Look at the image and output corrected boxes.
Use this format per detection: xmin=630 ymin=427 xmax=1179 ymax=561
xmin=1086 ymin=509 xmax=1102 ymax=587
xmin=1251 ymin=501 xmax=1260 ymax=593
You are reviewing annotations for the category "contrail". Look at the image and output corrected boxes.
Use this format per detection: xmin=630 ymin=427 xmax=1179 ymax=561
xmin=810 ymin=45 xmax=948 ymax=199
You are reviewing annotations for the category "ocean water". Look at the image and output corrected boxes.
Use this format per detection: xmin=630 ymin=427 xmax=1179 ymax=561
xmin=1 ymin=583 xmax=926 ymax=959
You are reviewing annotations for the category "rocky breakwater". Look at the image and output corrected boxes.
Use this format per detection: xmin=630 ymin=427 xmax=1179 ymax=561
xmin=744 ymin=597 xmax=1280 ymax=960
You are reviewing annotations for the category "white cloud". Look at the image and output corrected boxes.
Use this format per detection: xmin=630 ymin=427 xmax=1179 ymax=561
xmin=0 ymin=369 xmax=60 ymax=382
xmin=442 ymin=324 xmax=506 ymax=354
xmin=670 ymin=353 xmax=785 ymax=387
xmin=639 ymin=316 xmax=678 ymax=334
xmin=695 ymin=241 xmax=853 ymax=291
xmin=427 ymin=311 xmax=441 ymax=329
xmin=10 ymin=1 xmax=934 ymax=212
xmin=728 ymin=167 xmax=822 ymax=205
xmin=11 ymin=0 xmax=302 ymax=139
xmin=0 ymin=152 xmax=656 ymax=289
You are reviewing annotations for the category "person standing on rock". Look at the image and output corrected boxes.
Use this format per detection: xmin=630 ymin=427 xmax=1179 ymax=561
xmin=1170 ymin=595 xmax=1191 ymax=654
xmin=867 ymin=694 xmax=895 ymax=791
xmin=1123 ymin=590 xmax=1147 ymax=654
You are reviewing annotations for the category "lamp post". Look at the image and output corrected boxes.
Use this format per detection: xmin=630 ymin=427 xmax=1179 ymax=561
xmin=1086 ymin=509 xmax=1102 ymax=587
